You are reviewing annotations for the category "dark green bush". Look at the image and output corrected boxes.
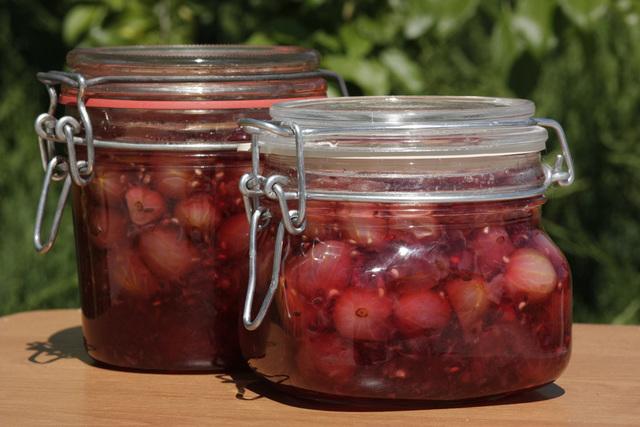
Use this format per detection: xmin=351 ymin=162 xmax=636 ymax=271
xmin=1 ymin=0 xmax=639 ymax=323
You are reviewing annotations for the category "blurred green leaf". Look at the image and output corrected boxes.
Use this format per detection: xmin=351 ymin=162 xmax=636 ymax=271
xmin=339 ymin=24 xmax=373 ymax=58
xmin=312 ymin=30 xmax=341 ymax=52
xmin=354 ymin=15 xmax=399 ymax=44
xmin=490 ymin=9 xmax=525 ymax=76
xmin=62 ymin=4 xmax=107 ymax=44
xmin=392 ymin=0 xmax=480 ymax=39
xmin=513 ymin=0 xmax=558 ymax=54
xmin=380 ymin=48 xmax=424 ymax=93
xmin=323 ymin=55 xmax=390 ymax=95
xmin=558 ymin=0 xmax=609 ymax=29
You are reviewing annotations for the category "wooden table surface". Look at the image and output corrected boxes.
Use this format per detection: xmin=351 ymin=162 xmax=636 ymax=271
xmin=1 ymin=310 xmax=639 ymax=426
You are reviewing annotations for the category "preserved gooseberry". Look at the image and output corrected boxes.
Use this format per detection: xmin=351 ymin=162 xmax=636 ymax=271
xmin=125 ymin=186 xmax=167 ymax=226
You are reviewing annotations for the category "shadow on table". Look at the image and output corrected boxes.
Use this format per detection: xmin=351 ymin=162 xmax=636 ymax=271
xmin=215 ymin=371 xmax=565 ymax=412
xmin=26 ymin=326 xmax=94 ymax=365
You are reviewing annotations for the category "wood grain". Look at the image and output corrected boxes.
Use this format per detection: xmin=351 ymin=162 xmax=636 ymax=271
xmin=1 ymin=309 xmax=639 ymax=426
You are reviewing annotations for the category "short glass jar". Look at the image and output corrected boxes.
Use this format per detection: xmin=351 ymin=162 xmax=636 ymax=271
xmin=33 ymin=45 xmax=334 ymax=371
xmin=239 ymin=96 xmax=574 ymax=401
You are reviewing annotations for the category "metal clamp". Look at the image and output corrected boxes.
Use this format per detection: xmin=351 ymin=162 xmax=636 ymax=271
xmin=534 ymin=118 xmax=575 ymax=188
xmin=242 ymin=208 xmax=285 ymax=331
xmin=238 ymin=119 xmax=308 ymax=235
xmin=35 ymin=71 xmax=95 ymax=187
xmin=34 ymin=157 xmax=72 ymax=254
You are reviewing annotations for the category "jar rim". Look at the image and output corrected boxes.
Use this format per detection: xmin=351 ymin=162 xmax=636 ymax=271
xmin=67 ymin=44 xmax=320 ymax=76
xmin=271 ymin=96 xmax=535 ymax=125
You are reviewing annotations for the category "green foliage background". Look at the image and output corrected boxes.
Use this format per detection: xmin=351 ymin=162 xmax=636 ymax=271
xmin=1 ymin=0 xmax=639 ymax=323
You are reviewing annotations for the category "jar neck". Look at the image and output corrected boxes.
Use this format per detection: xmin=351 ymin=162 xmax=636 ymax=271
xmin=263 ymin=152 xmax=548 ymax=202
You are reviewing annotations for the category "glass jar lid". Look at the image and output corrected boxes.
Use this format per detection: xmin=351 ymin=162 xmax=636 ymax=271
xmin=263 ymin=96 xmax=547 ymax=158
xmin=67 ymin=45 xmax=320 ymax=76
xmin=241 ymin=95 xmax=574 ymax=205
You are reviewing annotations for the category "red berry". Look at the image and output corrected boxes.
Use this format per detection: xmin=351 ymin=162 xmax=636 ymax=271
xmin=474 ymin=321 xmax=537 ymax=368
xmin=385 ymin=243 xmax=449 ymax=289
xmin=485 ymin=273 xmax=506 ymax=304
xmin=88 ymin=169 xmax=129 ymax=205
xmin=138 ymin=225 xmax=200 ymax=280
xmin=302 ymin=203 xmax=340 ymax=242
xmin=470 ymin=226 xmax=515 ymax=278
xmin=350 ymin=255 xmax=387 ymax=291
xmin=528 ymin=230 xmax=570 ymax=281
xmin=87 ymin=207 xmax=128 ymax=249
xmin=448 ymin=249 xmax=475 ymax=275
xmin=296 ymin=334 xmax=357 ymax=384
xmin=387 ymin=208 xmax=441 ymax=243
xmin=284 ymin=240 xmax=354 ymax=299
xmin=338 ymin=203 xmax=388 ymax=248
xmin=333 ymin=288 xmax=394 ymax=341
xmin=125 ymin=186 xmax=167 ymax=225
xmin=174 ymin=194 xmax=220 ymax=243
xmin=393 ymin=290 xmax=451 ymax=336
xmin=216 ymin=214 xmax=250 ymax=260
xmin=445 ymin=276 xmax=490 ymax=332
xmin=504 ymin=248 xmax=557 ymax=302
xmin=279 ymin=287 xmax=334 ymax=336
xmin=107 ymin=246 xmax=160 ymax=298
xmin=154 ymin=168 xmax=194 ymax=199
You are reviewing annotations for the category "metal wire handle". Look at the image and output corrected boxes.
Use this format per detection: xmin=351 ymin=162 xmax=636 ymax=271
xmin=242 ymin=208 xmax=286 ymax=331
xmin=34 ymin=157 xmax=72 ymax=254
xmin=35 ymin=72 xmax=95 ymax=187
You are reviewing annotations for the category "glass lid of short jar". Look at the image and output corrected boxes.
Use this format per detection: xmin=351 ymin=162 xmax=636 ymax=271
xmin=258 ymin=96 xmax=555 ymax=201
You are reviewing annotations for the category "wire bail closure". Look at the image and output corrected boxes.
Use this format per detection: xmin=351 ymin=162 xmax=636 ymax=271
xmin=237 ymin=115 xmax=576 ymax=330
xmin=35 ymin=71 xmax=95 ymax=187
xmin=33 ymin=156 xmax=72 ymax=254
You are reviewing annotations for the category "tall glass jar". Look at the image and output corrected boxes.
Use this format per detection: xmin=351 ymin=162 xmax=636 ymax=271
xmin=33 ymin=45 xmax=334 ymax=371
xmin=239 ymin=96 xmax=574 ymax=401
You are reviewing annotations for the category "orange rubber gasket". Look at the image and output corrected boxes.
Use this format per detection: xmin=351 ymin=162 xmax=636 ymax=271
xmin=58 ymin=95 xmax=325 ymax=110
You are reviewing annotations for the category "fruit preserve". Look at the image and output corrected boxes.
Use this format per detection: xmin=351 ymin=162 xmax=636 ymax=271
xmin=239 ymin=96 xmax=574 ymax=401
xmin=36 ymin=46 xmax=329 ymax=370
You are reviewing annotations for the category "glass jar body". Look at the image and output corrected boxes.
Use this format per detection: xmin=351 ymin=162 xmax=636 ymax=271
xmin=66 ymin=92 xmax=326 ymax=371
xmin=242 ymin=197 xmax=572 ymax=400
xmin=72 ymin=148 xmax=251 ymax=370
